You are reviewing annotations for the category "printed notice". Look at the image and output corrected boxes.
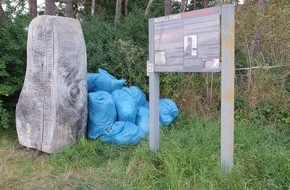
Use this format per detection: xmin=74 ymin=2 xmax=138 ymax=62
xmin=151 ymin=7 xmax=221 ymax=72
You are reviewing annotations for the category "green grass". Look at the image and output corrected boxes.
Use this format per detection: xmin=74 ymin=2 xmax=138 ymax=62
xmin=1 ymin=115 xmax=290 ymax=190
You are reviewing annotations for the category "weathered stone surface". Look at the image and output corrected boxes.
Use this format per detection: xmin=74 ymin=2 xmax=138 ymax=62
xmin=16 ymin=16 xmax=87 ymax=153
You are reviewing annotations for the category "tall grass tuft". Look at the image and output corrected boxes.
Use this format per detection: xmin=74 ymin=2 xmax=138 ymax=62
xmin=1 ymin=115 xmax=289 ymax=189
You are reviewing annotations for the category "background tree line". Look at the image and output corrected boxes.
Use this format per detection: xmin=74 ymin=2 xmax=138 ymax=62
xmin=0 ymin=0 xmax=289 ymax=129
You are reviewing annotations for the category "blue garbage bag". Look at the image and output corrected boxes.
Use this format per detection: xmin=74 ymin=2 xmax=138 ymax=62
xmin=144 ymin=101 xmax=149 ymax=109
xmin=123 ymin=86 xmax=146 ymax=106
xmin=87 ymin=73 xmax=98 ymax=92
xmin=101 ymin=121 xmax=145 ymax=145
xmin=87 ymin=91 xmax=117 ymax=139
xmin=136 ymin=106 xmax=150 ymax=134
xmin=159 ymin=99 xmax=179 ymax=126
xmin=112 ymin=89 xmax=137 ymax=123
xmin=96 ymin=68 xmax=126 ymax=93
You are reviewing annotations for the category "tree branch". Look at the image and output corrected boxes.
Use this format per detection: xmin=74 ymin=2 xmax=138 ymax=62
xmin=145 ymin=0 xmax=154 ymax=15
xmin=0 ymin=3 xmax=5 ymax=25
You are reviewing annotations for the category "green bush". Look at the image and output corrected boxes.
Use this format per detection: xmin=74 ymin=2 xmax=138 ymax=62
xmin=0 ymin=13 xmax=29 ymax=128
xmin=286 ymin=74 xmax=290 ymax=92
xmin=1 ymin=0 xmax=289 ymax=129
xmin=82 ymin=9 xmax=149 ymax=92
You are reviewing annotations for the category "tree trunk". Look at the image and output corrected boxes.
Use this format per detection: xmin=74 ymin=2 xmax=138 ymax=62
xmin=76 ymin=12 xmax=80 ymax=20
xmin=0 ymin=3 xmax=5 ymax=25
xmin=28 ymin=0 xmax=37 ymax=19
xmin=115 ymin=0 xmax=122 ymax=23
xmin=45 ymin=0 xmax=55 ymax=15
xmin=91 ymin=0 xmax=96 ymax=15
xmin=203 ymin=0 xmax=209 ymax=8
xmin=193 ymin=0 xmax=197 ymax=10
xmin=179 ymin=0 xmax=187 ymax=13
xmin=65 ymin=0 xmax=73 ymax=17
xmin=251 ymin=0 xmax=265 ymax=58
xmin=145 ymin=0 xmax=154 ymax=15
xmin=165 ymin=0 xmax=172 ymax=15
xmin=124 ymin=0 xmax=128 ymax=16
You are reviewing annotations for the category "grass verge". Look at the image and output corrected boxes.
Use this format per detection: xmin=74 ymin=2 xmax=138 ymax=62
xmin=0 ymin=115 xmax=289 ymax=189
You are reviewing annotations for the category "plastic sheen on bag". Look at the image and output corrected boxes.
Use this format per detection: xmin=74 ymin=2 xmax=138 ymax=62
xmin=112 ymin=88 xmax=137 ymax=123
xmin=123 ymin=86 xmax=146 ymax=106
xmin=96 ymin=68 xmax=126 ymax=93
xmin=141 ymin=99 xmax=178 ymax=126
xmin=136 ymin=106 xmax=150 ymax=134
xmin=87 ymin=91 xmax=117 ymax=139
xmin=101 ymin=121 xmax=145 ymax=145
xmin=87 ymin=73 xmax=98 ymax=92
xmin=143 ymin=101 xmax=149 ymax=109
xmin=159 ymin=99 xmax=179 ymax=126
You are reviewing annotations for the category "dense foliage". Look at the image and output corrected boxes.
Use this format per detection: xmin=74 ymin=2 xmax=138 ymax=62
xmin=82 ymin=9 xmax=150 ymax=91
xmin=0 ymin=3 xmax=29 ymax=128
xmin=0 ymin=0 xmax=289 ymax=129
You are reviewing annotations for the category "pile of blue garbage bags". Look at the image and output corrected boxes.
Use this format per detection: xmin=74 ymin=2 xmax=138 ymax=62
xmin=87 ymin=68 xmax=179 ymax=145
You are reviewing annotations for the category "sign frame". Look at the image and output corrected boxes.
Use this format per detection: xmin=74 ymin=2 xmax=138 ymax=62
xmin=151 ymin=6 xmax=222 ymax=72
xmin=148 ymin=4 xmax=235 ymax=171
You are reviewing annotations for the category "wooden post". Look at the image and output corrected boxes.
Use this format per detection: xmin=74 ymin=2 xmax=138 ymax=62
xmin=221 ymin=4 xmax=235 ymax=172
xmin=148 ymin=19 xmax=160 ymax=151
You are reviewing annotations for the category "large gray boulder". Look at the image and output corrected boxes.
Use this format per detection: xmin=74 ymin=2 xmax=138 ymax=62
xmin=16 ymin=16 xmax=87 ymax=153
